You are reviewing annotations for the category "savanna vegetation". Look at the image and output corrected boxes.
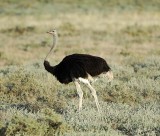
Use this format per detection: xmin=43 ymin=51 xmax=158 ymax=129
xmin=0 ymin=0 xmax=160 ymax=135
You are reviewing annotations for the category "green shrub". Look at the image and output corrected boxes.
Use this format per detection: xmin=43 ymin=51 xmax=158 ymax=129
xmin=0 ymin=107 xmax=71 ymax=135
xmin=5 ymin=115 xmax=47 ymax=136
xmin=0 ymin=64 xmax=67 ymax=113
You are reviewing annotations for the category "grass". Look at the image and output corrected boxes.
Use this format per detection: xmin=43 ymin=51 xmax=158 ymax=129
xmin=0 ymin=0 xmax=160 ymax=135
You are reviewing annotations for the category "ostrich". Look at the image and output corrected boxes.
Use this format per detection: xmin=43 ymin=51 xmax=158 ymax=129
xmin=44 ymin=29 xmax=113 ymax=112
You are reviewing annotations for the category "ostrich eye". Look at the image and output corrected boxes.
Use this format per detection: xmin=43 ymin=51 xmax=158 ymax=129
xmin=52 ymin=30 xmax=55 ymax=32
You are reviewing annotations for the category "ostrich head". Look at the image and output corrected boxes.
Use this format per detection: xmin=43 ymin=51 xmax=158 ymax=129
xmin=47 ymin=29 xmax=58 ymax=36
xmin=44 ymin=29 xmax=58 ymax=60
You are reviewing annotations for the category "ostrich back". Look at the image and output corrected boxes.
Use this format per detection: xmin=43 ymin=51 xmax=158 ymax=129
xmin=54 ymin=54 xmax=111 ymax=84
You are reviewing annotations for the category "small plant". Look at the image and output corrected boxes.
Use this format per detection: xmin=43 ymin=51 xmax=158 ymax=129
xmin=1 ymin=26 xmax=35 ymax=36
xmin=59 ymin=22 xmax=78 ymax=36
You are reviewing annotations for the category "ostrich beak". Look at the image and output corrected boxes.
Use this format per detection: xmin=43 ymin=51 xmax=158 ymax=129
xmin=46 ymin=31 xmax=53 ymax=34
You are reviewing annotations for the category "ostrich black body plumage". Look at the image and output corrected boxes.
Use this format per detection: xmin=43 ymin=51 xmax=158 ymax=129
xmin=44 ymin=53 xmax=111 ymax=84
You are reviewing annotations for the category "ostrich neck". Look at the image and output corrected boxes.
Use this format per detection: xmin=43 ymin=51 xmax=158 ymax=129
xmin=52 ymin=35 xmax=57 ymax=49
xmin=44 ymin=34 xmax=58 ymax=60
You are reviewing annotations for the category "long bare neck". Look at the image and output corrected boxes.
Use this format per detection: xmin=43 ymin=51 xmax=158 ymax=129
xmin=44 ymin=33 xmax=58 ymax=60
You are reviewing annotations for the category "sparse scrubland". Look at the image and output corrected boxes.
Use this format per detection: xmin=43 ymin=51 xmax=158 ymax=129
xmin=0 ymin=0 xmax=160 ymax=135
